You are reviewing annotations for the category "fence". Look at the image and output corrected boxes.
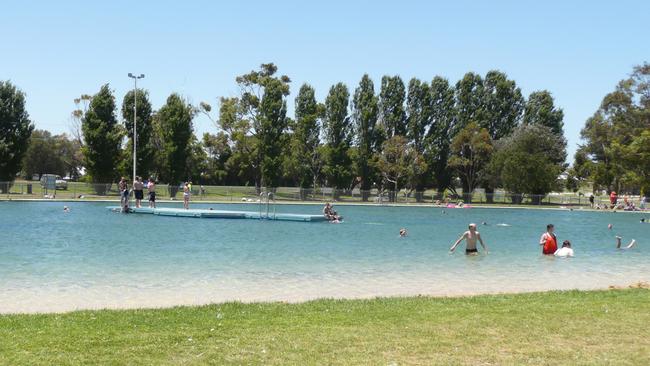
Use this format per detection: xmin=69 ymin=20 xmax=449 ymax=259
xmin=2 ymin=180 xmax=646 ymax=208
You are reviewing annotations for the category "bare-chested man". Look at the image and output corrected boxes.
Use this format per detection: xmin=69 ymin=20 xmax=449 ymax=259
xmin=449 ymin=223 xmax=488 ymax=255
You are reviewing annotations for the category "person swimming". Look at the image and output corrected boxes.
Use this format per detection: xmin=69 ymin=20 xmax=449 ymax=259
xmin=63 ymin=206 xmax=70 ymax=212
xmin=449 ymin=223 xmax=488 ymax=255
xmin=554 ymin=240 xmax=574 ymax=257
xmin=540 ymin=224 xmax=558 ymax=255
xmin=615 ymin=236 xmax=636 ymax=249
xmin=399 ymin=228 xmax=407 ymax=237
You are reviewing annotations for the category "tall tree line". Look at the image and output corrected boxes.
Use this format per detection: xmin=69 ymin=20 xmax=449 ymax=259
xmin=3 ymin=63 xmax=580 ymax=202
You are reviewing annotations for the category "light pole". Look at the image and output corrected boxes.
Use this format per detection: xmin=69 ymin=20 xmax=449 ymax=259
xmin=127 ymin=73 xmax=145 ymax=185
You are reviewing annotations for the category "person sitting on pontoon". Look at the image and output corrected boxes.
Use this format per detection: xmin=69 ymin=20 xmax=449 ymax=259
xmin=323 ymin=202 xmax=340 ymax=221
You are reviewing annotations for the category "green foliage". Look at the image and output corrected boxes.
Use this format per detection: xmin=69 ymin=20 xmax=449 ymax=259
xmin=289 ymin=84 xmax=322 ymax=189
xmin=427 ymin=77 xmax=456 ymax=193
xmin=121 ymin=89 xmax=154 ymax=178
xmin=352 ymin=74 xmax=379 ymax=196
xmin=448 ymin=122 xmax=493 ymax=197
xmin=523 ymin=90 xmax=564 ymax=136
xmin=482 ymin=70 xmax=524 ymax=140
xmin=22 ymin=130 xmax=81 ymax=179
xmin=406 ymin=78 xmax=432 ymax=192
xmin=81 ymin=84 xmax=123 ymax=185
xmin=0 ymin=81 xmax=34 ymax=182
xmin=455 ymin=72 xmax=484 ymax=133
xmin=490 ymin=124 xmax=566 ymax=198
xmin=579 ymin=62 xmax=649 ymax=192
xmin=374 ymin=135 xmax=427 ymax=194
xmin=378 ymin=75 xmax=406 ymax=140
xmin=322 ymin=83 xmax=352 ymax=189
xmin=155 ymin=93 xmax=195 ymax=186
xmin=201 ymin=132 xmax=232 ymax=185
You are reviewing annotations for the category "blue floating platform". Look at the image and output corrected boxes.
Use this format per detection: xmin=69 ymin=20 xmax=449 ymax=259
xmin=106 ymin=206 xmax=329 ymax=222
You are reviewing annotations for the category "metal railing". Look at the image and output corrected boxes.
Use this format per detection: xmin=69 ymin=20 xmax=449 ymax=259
xmin=0 ymin=181 xmax=647 ymax=209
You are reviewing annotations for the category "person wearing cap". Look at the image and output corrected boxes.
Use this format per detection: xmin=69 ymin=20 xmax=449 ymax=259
xmin=554 ymin=240 xmax=574 ymax=257
xmin=449 ymin=223 xmax=488 ymax=255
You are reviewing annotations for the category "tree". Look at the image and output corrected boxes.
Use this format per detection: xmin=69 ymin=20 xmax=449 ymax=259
xmin=81 ymin=84 xmax=123 ymax=191
xmin=482 ymin=70 xmax=524 ymax=140
xmin=201 ymin=132 xmax=232 ymax=185
xmin=235 ymin=63 xmax=291 ymax=189
xmin=406 ymin=78 xmax=432 ymax=198
xmin=374 ymin=135 xmax=427 ymax=201
xmin=122 ymin=89 xmax=154 ymax=178
xmin=427 ymin=76 xmax=456 ymax=196
xmin=155 ymin=93 xmax=195 ymax=194
xmin=455 ymin=72 xmax=484 ymax=133
xmin=352 ymin=74 xmax=379 ymax=200
xmin=378 ymin=75 xmax=406 ymax=141
xmin=289 ymin=84 xmax=322 ymax=191
xmin=22 ymin=130 xmax=65 ymax=179
xmin=0 ymin=81 xmax=34 ymax=183
xmin=489 ymin=124 xmax=566 ymax=204
xmin=523 ymin=90 xmax=564 ymax=136
xmin=322 ymin=83 xmax=352 ymax=192
xmin=448 ymin=122 xmax=493 ymax=202
xmin=579 ymin=62 xmax=649 ymax=192
xmin=480 ymin=70 xmax=525 ymax=201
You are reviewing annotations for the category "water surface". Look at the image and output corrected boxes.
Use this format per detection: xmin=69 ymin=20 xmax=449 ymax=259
xmin=1 ymin=201 xmax=648 ymax=313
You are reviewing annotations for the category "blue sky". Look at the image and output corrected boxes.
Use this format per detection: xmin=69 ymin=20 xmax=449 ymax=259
xmin=2 ymin=0 xmax=648 ymax=159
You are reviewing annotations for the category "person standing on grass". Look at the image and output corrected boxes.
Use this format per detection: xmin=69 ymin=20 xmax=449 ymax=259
xmin=183 ymin=182 xmax=190 ymax=209
xmin=133 ymin=176 xmax=144 ymax=208
xmin=540 ymin=224 xmax=558 ymax=255
xmin=449 ymin=223 xmax=488 ymax=255
xmin=147 ymin=178 xmax=156 ymax=208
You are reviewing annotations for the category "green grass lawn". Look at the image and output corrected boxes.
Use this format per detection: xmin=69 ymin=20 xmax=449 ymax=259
xmin=1 ymin=289 xmax=649 ymax=365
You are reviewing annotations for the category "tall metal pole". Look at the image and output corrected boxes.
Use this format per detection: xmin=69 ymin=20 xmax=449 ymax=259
xmin=128 ymin=73 xmax=144 ymax=185
xmin=133 ymin=77 xmax=137 ymax=184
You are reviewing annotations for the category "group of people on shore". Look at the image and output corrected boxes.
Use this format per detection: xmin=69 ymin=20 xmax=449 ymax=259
xmin=445 ymin=222 xmax=637 ymax=257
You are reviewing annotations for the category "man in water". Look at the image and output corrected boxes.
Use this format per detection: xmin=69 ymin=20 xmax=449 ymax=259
xmin=539 ymin=224 xmax=558 ymax=255
xmin=399 ymin=228 xmax=407 ymax=237
xmin=449 ymin=223 xmax=488 ymax=255
xmin=554 ymin=240 xmax=574 ymax=257
xmin=616 ymin=236 xmax=636 ymax=249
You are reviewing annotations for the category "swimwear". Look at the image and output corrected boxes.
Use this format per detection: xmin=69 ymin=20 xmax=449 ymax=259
xmin=465 ymin=248 xmax=478 ymax=254
xmin=121 ymin=190 xmax=129 ymax=199
xmin=149 ymin=191 xmax=156 ymax=202
xmin=134 ymin=190 xmax=144 ymax=200
xmin=542 ymin=233 xmax=558 ymax=255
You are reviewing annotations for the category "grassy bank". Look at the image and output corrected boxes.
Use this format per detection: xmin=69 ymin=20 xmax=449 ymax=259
xmin=1 ymin=289 xmax=649 ymax=365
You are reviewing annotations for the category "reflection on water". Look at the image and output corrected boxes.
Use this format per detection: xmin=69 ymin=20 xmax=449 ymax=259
xmin=0 ymin=201 xmax=648 ymax=313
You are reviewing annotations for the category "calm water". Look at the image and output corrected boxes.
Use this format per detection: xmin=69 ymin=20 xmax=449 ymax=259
xmin=1 ymin=201 xmax=648 ymax=313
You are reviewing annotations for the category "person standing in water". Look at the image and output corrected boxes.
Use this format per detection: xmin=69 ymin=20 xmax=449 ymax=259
xmin=183 ymin=182 xmax=190 ymax=209
xmin=133 ymin=176 xmax=144 ymax=208
xmin=147 ymin=178 xmax=156 ymax=208
xmin=449 ymin=223 xmax=488 ymax=255
xmin=539 ymin=224 xmax=558 ymax=255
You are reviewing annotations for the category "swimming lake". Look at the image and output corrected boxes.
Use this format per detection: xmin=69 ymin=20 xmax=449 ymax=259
xmin=1 ymin=201 xmax=648 ymax=313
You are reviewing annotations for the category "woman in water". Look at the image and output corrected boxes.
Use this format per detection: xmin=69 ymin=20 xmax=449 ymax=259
xmin=539 ymin=224 xmax=558 ymax=255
